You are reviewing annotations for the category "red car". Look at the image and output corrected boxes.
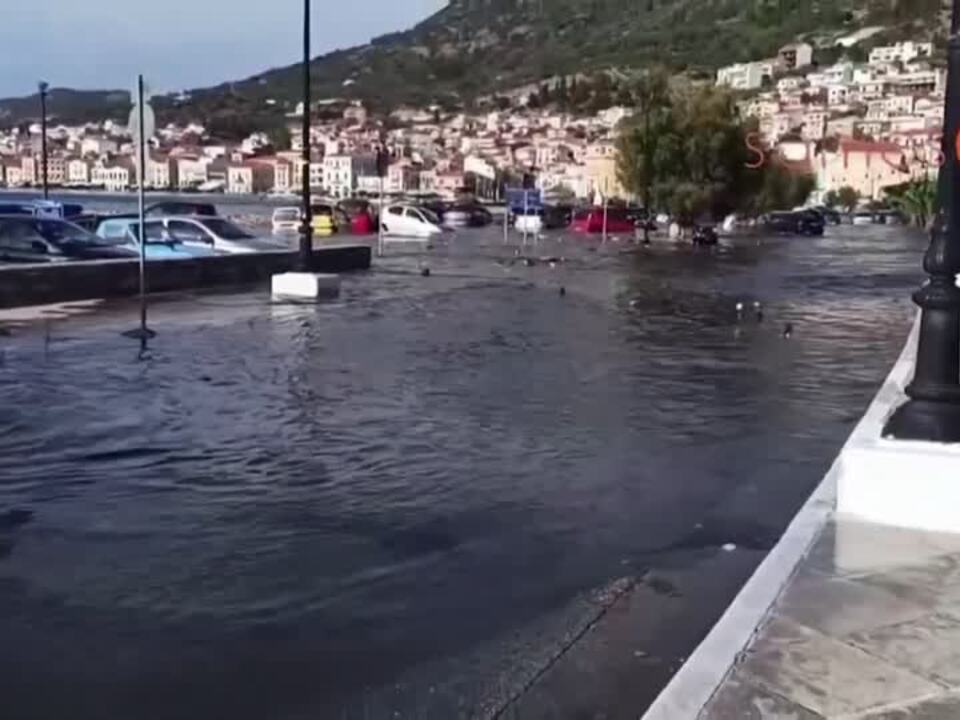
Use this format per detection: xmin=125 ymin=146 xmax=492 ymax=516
xmin=571 ymin=207 xmax=636 ymax=234
xmin=337 ymin=200 xmax=377 ymax=235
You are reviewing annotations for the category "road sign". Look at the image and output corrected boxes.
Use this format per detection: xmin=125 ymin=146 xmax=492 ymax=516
xmin=128 ymin=102 xmax=156 ymax=145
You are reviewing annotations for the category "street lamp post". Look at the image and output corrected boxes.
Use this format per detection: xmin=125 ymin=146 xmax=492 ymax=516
xmin=38 ymin=82 xmax=49 ymax=200
xmin=883 ymin=0 xmax=960 ymax=442
xmin=298 ymin=0 xmax=313 ymax=271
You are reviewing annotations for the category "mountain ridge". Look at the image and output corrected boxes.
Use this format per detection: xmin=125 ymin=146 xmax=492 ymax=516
xmin=0 ymin=0 xmax=945 ymax=133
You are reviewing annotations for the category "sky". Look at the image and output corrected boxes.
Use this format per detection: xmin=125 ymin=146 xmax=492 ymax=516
xmin=0 ymin=0 xmax=446 ymax=98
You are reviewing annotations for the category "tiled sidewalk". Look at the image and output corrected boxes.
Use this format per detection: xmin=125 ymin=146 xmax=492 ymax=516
xmin=701 ymin=518 xmax=960 ymax=719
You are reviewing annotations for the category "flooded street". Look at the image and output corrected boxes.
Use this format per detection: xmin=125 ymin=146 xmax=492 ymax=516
xmin=0 ymin=223 xmax=925 ymax=719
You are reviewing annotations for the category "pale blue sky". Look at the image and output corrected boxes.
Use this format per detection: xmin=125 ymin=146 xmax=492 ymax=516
xmin=0 ymin=0 xmax=446 ymax=97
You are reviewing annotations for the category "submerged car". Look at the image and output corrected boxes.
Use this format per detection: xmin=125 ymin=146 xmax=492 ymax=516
xmin=95 ymin=216 xmax=217 ymax=259
xmin=0 ymin=216 xmax=139 ymax=262
xmin=761 ymin=211 xmax=825 ymax=236
xmin=150 ymin=216 xmax=290 ymax=254
xmin=272 ymin=207 xmax=301 ymax=234
xmin=381 ymin=205 xmax=443 ymax=238
xmin=570 ymin=207 xmax=636 ymax=234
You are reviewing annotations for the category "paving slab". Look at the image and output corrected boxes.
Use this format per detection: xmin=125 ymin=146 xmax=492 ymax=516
xmin=847 ymin=613 xmax=960 ymax=687
xmin=856 ymin=555 xmax=960 ymax=611
xmin=702 ymin=669 xmax=822 ymax=720
xmin=854 ymin=692 xmax=960 ymax=719
xmin=777 ymin=574 xmax=931 ymax=638
xmin=738 ymin=618 xmax=940 ymax=717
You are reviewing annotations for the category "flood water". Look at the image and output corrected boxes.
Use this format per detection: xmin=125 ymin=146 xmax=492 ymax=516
xmin=0 ymin=222 xmax=925 ymax=719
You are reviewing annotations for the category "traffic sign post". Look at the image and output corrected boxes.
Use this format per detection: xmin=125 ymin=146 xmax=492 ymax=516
xmin=123 ymin=75 xmax=156 ymax=344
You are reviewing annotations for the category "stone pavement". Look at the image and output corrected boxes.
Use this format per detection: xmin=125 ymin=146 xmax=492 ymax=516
xmin=701 ymin=518 xmax=960 ymax=720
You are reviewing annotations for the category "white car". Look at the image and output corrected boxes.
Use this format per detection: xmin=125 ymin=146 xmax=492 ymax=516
xmin=272 ymin=207 xmax=301 ymax=234
xmin=381 ymin=205 xmax=443 ymax=239
xmin=153 ymin=216 xmax=289 ymax=254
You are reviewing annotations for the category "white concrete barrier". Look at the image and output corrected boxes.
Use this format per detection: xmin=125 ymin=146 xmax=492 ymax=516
xmin=271 ymin=272 xmax=340 ymax=301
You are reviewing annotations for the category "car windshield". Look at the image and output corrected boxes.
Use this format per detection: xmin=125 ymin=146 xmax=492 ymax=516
xmin=418 ymin=207 xmax=440 ymax=225
xmin=274 ymin=209 xmax=300 ymax=221
xmin=35 ymin=220 xmax=106 ymax=246
xmin=197 ymin=218 xmax=254 ymax=240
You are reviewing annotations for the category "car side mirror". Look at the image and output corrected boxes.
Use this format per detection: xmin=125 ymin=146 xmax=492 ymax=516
xmin=31 ymin=240 xmax=48 ymax=254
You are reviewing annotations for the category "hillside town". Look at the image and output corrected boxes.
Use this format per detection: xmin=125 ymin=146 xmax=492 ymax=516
xmin=0 ymin=36 xmax=945 ymax=208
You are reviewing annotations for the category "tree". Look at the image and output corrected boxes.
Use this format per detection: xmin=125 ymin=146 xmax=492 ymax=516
xmin=617 ymin=77 xmax=756 ymax=228
xmin=837 ymin=185 xmax=861 ymax=213
xmin=823 ymin=190 xmax=841 ymax=209
xmin=887 ymin=177 xmax=937 ymax=229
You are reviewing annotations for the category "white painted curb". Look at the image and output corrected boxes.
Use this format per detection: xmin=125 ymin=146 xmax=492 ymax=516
xmin=641 ymin=319 xmax=922 ymax=720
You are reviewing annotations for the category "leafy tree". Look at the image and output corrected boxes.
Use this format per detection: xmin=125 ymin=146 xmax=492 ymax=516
xmin=887 ymin=177 xmax=937 ymax=229
xmin=617 ymin=77 xmax=757 ymax=226
xmin=744 ymin=161 xmax=815 ymax=215
xmin=837 ymin=186 xmax=861 ymax=213
xmin=823 ymin=190 xmax=840 ymax=209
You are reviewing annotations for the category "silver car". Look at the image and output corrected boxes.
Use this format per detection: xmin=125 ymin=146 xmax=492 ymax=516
xmin=152 ymin=216 xmax=291 ymax=254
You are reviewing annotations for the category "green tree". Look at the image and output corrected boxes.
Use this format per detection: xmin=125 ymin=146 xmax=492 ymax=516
xmin=617 ymin=77 xmax=756 ymax=227
xmin=823 ymin=190 xmax=840 ymax=209
xmin=837 ymin=185 xmax=861 ymax=213
xmin=887 ymin=177 xmax=937 ymax=229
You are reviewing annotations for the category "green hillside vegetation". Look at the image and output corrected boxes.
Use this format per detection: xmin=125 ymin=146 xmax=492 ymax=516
xmin=0 ymin=0 xmax=946 ymax=135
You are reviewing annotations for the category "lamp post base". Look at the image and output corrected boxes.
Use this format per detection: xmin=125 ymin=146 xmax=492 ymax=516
xmin=883 ymin=398 xmax=960 ymax=443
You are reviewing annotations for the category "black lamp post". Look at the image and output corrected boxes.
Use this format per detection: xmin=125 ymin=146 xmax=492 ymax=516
xmin=883 ymin=1 xmax=960 ymax=442
xmin=298 ymin=0 xmax=313 ymax=271
xmin=38 ymin=81 xmax=49 ymax=200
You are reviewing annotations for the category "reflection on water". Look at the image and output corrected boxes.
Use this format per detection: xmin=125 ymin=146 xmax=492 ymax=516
xmin=0 ymin=224 xmax=923 ymax=719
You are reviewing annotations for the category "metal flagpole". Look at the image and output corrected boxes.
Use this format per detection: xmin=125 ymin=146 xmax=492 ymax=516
xmin=298 ymin=0 xmax=314 ymax=271
xmin=602 ymin=195 xmax=609 ymax=243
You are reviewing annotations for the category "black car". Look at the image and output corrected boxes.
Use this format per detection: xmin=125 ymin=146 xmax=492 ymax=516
xmin=762 ymin=210 xmax=825 ymax=237
xmin=543 ymin=204 xmax=574 ymax=229
xmin=467 ymin=205 xmax=493 ymax=227
xmin=0 ymin=216 xmax=138 ymax=263
xmin=145 ymin=201 xmax=218 ymax=218
xmin=811 ymin=206 xmax=842 ymax=225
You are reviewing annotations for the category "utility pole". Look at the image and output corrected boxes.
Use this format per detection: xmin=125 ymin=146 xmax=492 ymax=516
xmin=38 ymin=82 xmax=49 ymax=200
xmin=299 ymin=0 xmax=313 ymax=271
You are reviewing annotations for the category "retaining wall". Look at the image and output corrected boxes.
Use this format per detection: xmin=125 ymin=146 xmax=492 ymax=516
xmin=0 ymin=245 xmax=371 ymax=309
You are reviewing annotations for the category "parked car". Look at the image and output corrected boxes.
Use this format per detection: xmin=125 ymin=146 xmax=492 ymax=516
xmin=571 ymin=207 xmax=636 ymax=234
xmin=380 ymin=205 xmax=443 ymax=238
xmin=810 ymin=206 xmax=842 ymax=225
xmin=465 ymin=205 xmax=493 ymax=227
xmin=692 ymin=225 xmax=719 ymax=246
xmin=761 ymin=211 xmax=825 ymax=236
xmin=150 ymin=216 xmax=289 ymax=254
xmin=0 ymin=216 xmax=139 ymax=262
xmin=94 ymin=216 xmax=216 ymax=259
xmin=543 ymin=205 xmax=574 ymax=230
xmin=310 ymin=203 xmax=338 ymax=236
xmin=145 ymin=201 xmax=218 ymax=217
xmin=442 ymin=206 xmax=471 ymax=228
xmin=272 ymin=207 xmax=302 ymax=234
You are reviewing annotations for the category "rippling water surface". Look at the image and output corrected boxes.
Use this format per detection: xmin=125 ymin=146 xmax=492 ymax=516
xmin=0 ymin=224 xmax=924 ymax=719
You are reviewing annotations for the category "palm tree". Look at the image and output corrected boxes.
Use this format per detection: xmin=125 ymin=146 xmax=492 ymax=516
xmin=890 ymin=177 xmax=937 ymax=230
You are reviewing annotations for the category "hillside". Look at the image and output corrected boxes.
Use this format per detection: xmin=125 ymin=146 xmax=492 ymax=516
xmin=0 ymin=88 xmax=131 ymax=128
xmin=0 ymin=0 xmax=947 ymax=135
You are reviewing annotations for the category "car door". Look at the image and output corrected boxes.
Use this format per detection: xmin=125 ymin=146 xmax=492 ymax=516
xmin=404 ymin=207 xmax=426 ymax=236
xmin=167 ymin=220 xmax=214 ymax=249
xmin=0 ymin=219 xmax=52 ymax=263
xmin=382 ymin=206 xmax=405 ymax=235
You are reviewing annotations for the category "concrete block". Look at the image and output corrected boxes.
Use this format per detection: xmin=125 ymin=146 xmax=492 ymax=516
xmin=271 ymin=272 xmax=340 ymax=301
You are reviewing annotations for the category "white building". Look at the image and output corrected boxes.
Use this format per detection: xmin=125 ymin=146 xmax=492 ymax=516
xmin=778 ymin=43 xmax=814 ymax=70
xmin=869 ymin=42 xmax=934 ymax=66
xmin=717 ymin=62 xmax=765 ymax=91
xmin=92 ymin=162 xmax=131 ymax=192
xmin=66 ymin=158 xmax=91 ymax=185
xmin=322 ymin=154 xmax=377 ymax=198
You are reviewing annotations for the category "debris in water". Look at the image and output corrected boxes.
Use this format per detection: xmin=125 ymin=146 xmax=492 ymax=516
xmin=722 ymin=543 xmax=737 ymax=552
xmin=421 ymin=267 xmax=431 ymax=277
